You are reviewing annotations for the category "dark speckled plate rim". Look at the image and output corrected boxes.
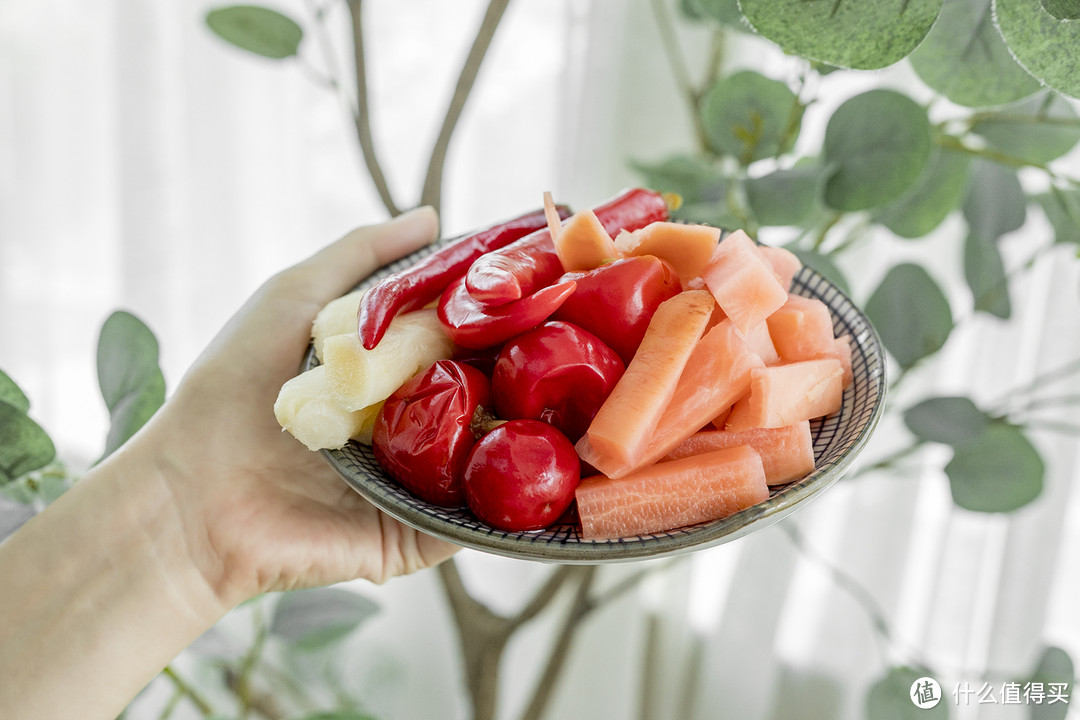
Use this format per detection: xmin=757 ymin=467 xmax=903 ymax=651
xmin=307 ymin=233 xmax=887 ymax=564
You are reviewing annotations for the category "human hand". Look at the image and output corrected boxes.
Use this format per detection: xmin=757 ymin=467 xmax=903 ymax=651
xmin=139 ymin=207 xmax=459 ymax=610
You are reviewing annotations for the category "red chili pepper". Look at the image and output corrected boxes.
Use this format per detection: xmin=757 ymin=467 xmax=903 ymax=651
xmin=552 ymin=255 xmax=682 ymax=365
xmin=491 ymin=321 xmax=625 ymax=442
xmin=357 ymin=205 xmax=571 ymax=350
xmin=464 ymin=187 xmax=670 ymax=307
xmin=437 ymin=275 xmax=577 ymax=350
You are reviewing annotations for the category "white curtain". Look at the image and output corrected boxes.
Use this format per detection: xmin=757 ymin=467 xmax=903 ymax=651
xmin=3 ymin=1 xmax=1079 ymax=719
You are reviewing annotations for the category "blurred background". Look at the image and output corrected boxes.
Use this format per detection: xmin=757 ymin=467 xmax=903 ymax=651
xmin=2 ymin=1 xmax=1079 ymax=718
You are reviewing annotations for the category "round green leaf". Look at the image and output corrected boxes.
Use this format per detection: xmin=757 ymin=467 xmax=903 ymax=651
xmin=205 ymin=5 xmax=303 ymax=60
xmin=964 ymin=233 xmax=1012 ymax=319
xmin=904 ymin=396 xmax=991 ymax=446
xmin=823 ymin=90 xmax=932 ymax=211
xmin=909 ymin=0 xmax=1041 ymax=108
xmin=1040 ymin=0 xmax=1080 ymax=19
xmin=963 ymin=159 xmax=1027 ymax=242
xmin=1028 ymin=646 xmax=1074 ymax=720
xmin=740 ymin=0 xmax=943 ymax=70
xmin=270 ymin=587 xmax=380 ymax=650
xmin=972 ymin=93 xmax=1080 ymax=165
xmin=946 ymin=423 xmax=1043 ymax=512
xmin=0 ymin=402 xmax=56 ymax=484
xmin=0 ymin=370 xmax=30 ymax=414
xmin=865 ymin=263 xmax=953 ymax=370
xmin=867 ymin=666 xmax=950 ymax=720
xmin=875 ymin=148 xmax=971 ymax=239
xmin=789 ymin=248 xmax=851 ymax=295
xmin=97 ymin=311 xmax=166 ymax=458
xmin=995 ymin=0 xmax=1080 ymax=100
xmin=1038 ymin=188 xmax=1080 ymax=245
xmin=701 ymin=70 xmax=802 ymax=164
xmin=630 ymin=155 xmax=726 ymax=205
xmin=745 ymin=164 xmax=825 ymax=226
xmin=694 ymin=0 xmax=745 ymax=25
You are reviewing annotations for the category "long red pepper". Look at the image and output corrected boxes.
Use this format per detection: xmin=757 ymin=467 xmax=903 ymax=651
xmin=357 ymin=205 xmax=570 ymax=349
xmin=464 ymin=188 xmax=669 ymax=307
xmin=437 ymin=276 xmax=577 ymax=350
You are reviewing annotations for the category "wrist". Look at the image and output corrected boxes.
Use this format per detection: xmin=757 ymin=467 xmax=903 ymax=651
xmin=0 ymin=420 xmax=228 ymax=718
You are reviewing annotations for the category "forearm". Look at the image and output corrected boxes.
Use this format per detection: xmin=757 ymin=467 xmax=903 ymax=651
xmin=0 ymin=437 xmax=227 ymax=719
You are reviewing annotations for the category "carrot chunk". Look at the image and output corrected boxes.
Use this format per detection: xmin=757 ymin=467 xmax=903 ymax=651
xmin=615 ymin=221 xmax=721 ymax=285
xmin=580 ymin=290 xmax=715 ymax=468
xmin=576 ymin=445 xmax=768 ymax=540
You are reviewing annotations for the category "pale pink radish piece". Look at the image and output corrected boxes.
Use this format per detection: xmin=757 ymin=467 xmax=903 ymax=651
xmin=666 ymin=421 xmax=815 ymax=485
xmin=700 ymin=230 xmax=788 ymax=335
xmin=740 ymin=321 xmax=780 ymax=365
xmin=757 ymin=245 xmax=802 ymax=291
xmin=725 ymin=359 xmax=844 ymax=431
xmin=766 ymin=295 xmax=836 ymax=363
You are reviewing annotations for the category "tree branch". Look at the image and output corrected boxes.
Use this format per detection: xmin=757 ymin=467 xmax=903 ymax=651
xmin=346 ymin=0 xmax=402 ymax=216
xmin=518 ymin=566 xmax=598 ymax=720
xmin=437 ymin=559 xmax=512 ymax=720
xmin=420 ymin=0 xmax=513 ymax=213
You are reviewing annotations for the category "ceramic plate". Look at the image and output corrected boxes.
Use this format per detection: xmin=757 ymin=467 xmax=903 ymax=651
xmin=305 ymin=234 xmax=886 ymax=563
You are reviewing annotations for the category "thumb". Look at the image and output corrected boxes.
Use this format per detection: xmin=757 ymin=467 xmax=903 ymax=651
xmin=299 ymin=206 xmax=440 ymax=303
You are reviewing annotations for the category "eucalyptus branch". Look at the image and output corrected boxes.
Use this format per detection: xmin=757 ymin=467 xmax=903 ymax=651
xmin=650 ymin=0 xmax=710 ymax=153
xmin=935 ymin=133 xmax=1052 ymax=175
xmin=810 ymin=212 xmax=843 ymax=251
xmin=584 ymin=557 xmax=686 ymax=614
xmin=345 ymin=0 xmax=402 ymax=216
xmin=156 ymin=687 xmax=183 ymax=720
xmin=518 ymin=566 xmax=598 ymax=720
xmin=437 ymin=559 xmax=512 ymax=720
xmin=236 ymin=602 xmax=270 ymax=720
xmin=509 ymin=566 xmax=577 ymax=629
xmin=303 ymin=0 xmax=350 ymax=104
xmin=160 ymin=665 xmax=215 ymax=717
xmin=781 ymin=523 xmax=926 ymax=669
xmin=847 ymin=440 xmax=925 ymax=480
xmin=988 ymin=355 xmax=1080 ymax=412
xmin=420 ymin=0 xmax=513 ymax=213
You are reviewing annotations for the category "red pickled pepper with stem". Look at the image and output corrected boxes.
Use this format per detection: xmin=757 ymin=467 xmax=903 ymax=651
xmin=437 ymin=275 xmax=577 ymax=350
xmin=464 ymin=187 xmax=670 ymax=307
xmin=357 ymin=204 xmax=570 ymax=349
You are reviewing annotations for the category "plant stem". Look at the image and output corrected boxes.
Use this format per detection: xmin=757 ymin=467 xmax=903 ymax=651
xmin=161 ymin=664 xmax=215 ymax=716
xmin=420 ymin=0 xmax=513 ymax=214
xmin=345 ymin=0 xmax=402 ymax=216
xmin=935 ymin=133 xmax=1051 ymax=174
xmin=236 ymin=602 xmax=269 ymax=719
xmin=848 ymin=440 xmax=925 ymax=480
xmin=437 ymin=559 xmax=511 ymax=720
xmin=782 ymin=523 xmax=926 ymax=670
xmin=988 ymin=355 xmax=1080 ymax=413
xmin=650 ymin=0 xmax=711 ymax=153
xmin=518 ymin=566 xmax=597 ymax=720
